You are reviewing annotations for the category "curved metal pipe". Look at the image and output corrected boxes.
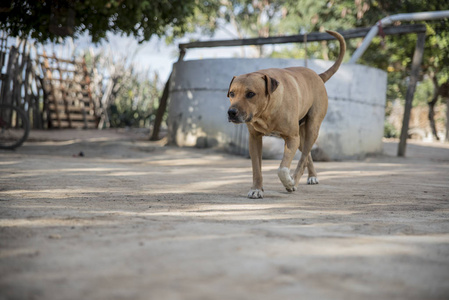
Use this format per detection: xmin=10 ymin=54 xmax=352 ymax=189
xmin=349 ymin=10 xmax=449 ymax=64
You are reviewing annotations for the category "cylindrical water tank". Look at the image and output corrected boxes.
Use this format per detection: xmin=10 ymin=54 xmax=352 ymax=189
xmin=167 ymin=58 xmax=387 ymax=160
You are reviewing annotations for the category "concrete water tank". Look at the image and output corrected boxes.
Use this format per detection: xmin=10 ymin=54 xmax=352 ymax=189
xmin=167 ymin=58 xmax=387 ymax=160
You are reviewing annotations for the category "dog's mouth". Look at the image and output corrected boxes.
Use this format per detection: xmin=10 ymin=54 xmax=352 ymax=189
xmin=228 ymin=116 xmax=244 ymax=124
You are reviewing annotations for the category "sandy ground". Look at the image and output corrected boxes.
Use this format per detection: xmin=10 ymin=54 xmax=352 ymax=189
xmin=1 ymin=129 xmax=449 ymax=300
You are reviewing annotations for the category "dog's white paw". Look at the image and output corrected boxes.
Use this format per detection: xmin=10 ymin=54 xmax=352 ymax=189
xmin=307 ymin=177 xmax=319 ymax=185
xmin=278 ymin=167 xmax=296 ymax=192
xmin=248 ymin=189 xmax=264 ymax=199
xmin=286 ymin=186 xmax=297 ymax=192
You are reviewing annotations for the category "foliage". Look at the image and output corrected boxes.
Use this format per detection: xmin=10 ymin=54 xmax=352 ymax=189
xmin=188 ymin=0 xmax=449 ymax=138
xmin=0 ymin=0 xmax=215 ymax=44
xmin=384 ymin=120 xmax=399 ymax=138
xmin=82 ymin=49 xmax=161 ymax=128
xmin=186 ymin=0 xmax=387 ymax=57
xmin=189 ymin=1 xmax=448 ymax=88
xmin=108 ymin=73 xmax=161 ymax=128
xmin=414 ymin=77 xmax=435 ymax=107
xmin=3 ymin=0 xmax=448 ymax=134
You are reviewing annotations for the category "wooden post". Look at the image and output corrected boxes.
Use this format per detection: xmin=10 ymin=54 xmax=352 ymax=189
xmin=150 ymin=73 xmax=171 ymax=141
xmin=32 ymin=56 xmax=45 ymax=129
xmin=150 ymin=50 xmax=188 ymax=141
xmin=82 ymin=57 xmax=97 ymax=128
xmin=3 ymin=46 xmax=18 ymax=106
xmin=397 ymin=32 xmax=426 ymax=157
xmin=55 ymin=55 xmax=72 ymax=128
xmin=446 ymin=97 xmax=449 ymax=142
xmin=178 ymin=24 xmax=426 ymax=51
xmin=14 ymin=40 xmax=27 ymax=111
xmin=25 ymin=46 xmax=34 ymax=125
xmin=42 ymin=51 xmax=61 ymax=128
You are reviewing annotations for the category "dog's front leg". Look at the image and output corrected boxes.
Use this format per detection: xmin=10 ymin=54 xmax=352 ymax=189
xmin=278 ymin=136 xmax=300 ymax=192
xmin=247 ymin=130 xmax=264 ymax=199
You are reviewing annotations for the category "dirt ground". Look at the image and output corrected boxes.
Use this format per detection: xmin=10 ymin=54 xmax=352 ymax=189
xmin=1 ymin=129 xmax=449 ymax=300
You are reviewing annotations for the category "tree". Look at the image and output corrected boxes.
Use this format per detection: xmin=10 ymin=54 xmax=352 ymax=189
xmin=0 ymin=0 xmax=215 ymax=44
xmin=188 ymin=0 xmax=384 ymax=57
xmin=191 ymin=0 xmax=449 ymax=140
xmin=356 ymin=1 xmax=449 ymax=141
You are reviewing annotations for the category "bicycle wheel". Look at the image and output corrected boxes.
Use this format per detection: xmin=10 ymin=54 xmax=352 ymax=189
xmin=0 ymin=104 xmax=30 ymax=150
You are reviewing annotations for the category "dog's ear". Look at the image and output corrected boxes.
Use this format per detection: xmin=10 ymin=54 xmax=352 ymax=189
xmin=227 ymin=76 xmax=236 ymax=97
xmin=262 ymin=75 xmax=279 ymax=96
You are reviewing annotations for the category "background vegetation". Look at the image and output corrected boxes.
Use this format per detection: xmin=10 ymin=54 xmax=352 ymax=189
xmin=1 ymin=0 xmax=447 ymax=139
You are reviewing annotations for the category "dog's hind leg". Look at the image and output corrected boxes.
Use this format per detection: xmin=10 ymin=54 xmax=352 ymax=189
xmin=278 ymin=135 xmax=300 ymax=192
xmin=306 ymin=153 xmax=319 ymax=184
xmin=293 ymin=121 xmax=320 ymax=186
xmin=298 ymin=125 xmax=319 ymax=185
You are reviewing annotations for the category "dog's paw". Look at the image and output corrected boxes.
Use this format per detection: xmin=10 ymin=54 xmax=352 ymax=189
xmin=285 ymin=186 xmax=297 ymax=192
xmin=307 ymin=177 xmax=319 ymax=185
xmin=248 ymin=189 xmax=264 ymax=199
xmin=278 ymin=167 xmax=296 ymax=192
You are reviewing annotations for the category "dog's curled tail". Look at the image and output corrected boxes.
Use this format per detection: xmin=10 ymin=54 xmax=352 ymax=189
xmin=319 ymin=30 xmax=346 ymax=83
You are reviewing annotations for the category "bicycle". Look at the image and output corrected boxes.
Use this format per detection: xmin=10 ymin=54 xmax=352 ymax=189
xmin=0 ymin=103 xmax=30 ymax=150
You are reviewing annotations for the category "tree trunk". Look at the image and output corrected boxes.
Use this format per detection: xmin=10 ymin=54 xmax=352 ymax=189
xmin=150 ymin=74 xmax=171 ymax=141
xmin=428 ymin=74 xmax=440 ymax=141
xmin=439 ymin=81 xmax=449 ymax=142
xmin=398 ymin=32 xmax=426 ymax=157
xmin=446 ymin=97 xmax=449 ymax=142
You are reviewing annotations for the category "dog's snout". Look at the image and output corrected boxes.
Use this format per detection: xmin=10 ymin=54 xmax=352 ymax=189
xmin=228 ymin=107 xmax=244 ymax=123
xmin=228 ymin=107 xmax=238 ymax=119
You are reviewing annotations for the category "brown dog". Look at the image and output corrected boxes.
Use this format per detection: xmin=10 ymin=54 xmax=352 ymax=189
xmin=227 ymin=30 xmax=346 ymax=198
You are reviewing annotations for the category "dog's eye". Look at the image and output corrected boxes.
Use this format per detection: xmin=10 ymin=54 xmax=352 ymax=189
xmin=246 ymin=92 xmax=255 ymax=98
xmin=229 ymin=91 xmax=235 ymax=98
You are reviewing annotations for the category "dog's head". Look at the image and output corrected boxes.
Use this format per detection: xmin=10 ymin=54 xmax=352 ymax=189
xmin=227 ymin=73 xmax=279 ymax=124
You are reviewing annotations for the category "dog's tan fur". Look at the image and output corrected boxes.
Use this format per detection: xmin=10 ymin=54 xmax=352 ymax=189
xmin=227 ymin=30 xmax=346 ymax=198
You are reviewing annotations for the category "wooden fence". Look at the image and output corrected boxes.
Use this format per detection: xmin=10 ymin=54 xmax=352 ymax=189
xmin=0 ymin=33 xmax=100 ymax=129
xmin=39 ymin=52 xmax=99 ymax=129
xmin=0 ymin=34 xmax=44 ymax=129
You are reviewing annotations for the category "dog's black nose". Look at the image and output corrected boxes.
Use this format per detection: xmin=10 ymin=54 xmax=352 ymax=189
xmin=228 ymin=107 xmax=238 ymax=119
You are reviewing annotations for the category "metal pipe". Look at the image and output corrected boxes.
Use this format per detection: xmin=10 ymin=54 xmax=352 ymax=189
xmin=349 ymin=10 xmax=449 ymax=64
